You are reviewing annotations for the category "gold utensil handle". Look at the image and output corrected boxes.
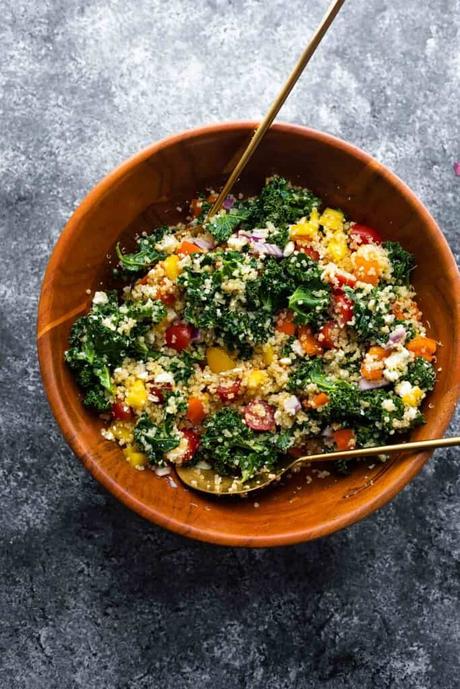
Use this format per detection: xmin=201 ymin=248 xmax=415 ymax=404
xmin=296 ymin=436 xmax=460 ymax=464
xmin=207 ymin=0 xmax=347 ymax=219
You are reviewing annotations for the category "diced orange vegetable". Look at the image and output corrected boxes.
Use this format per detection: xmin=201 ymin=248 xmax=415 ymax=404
xmin=353 ymin=255 xmax=381 ymax=285
xmin=276 ymin=310 xmax=296 ymax=336
xmin=360 ymin=345 xmax=387 ymax=381
xmin=311 ymin=392 xmax=330 ymax=408
xmin=333 ymin=429 xmax=356 ymax=451
xmin=298 ymin=326 xmax=323 ymax=356
xmin=177 ymin=241 xmax=203 ymax=255
xmin=186 ymin=397 xmax=206 ymax=425
xmin=207 ymin=192 xmax=218 ymax=203
xmin=407 ymin=336 xmax=437 ymax=361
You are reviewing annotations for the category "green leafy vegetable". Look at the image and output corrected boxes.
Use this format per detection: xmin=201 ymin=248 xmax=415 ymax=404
xmin=199 ymin=408 xmax=293 ymax=481
xmin=384 ymin=241 xmax=415 ymax=284
xmin=115 ymin=227 xmax=168 ymax=274
xmin=134 ymin=414 xmax=180 ymax=466
xmin=205 ymin=208 xmax=251 ymax=243
xmin=247 ymin=175 xmax=320 ymax=228
xmin=288 ymin=283 xmax=330 ymax=326
xmin=405 ymin=358 xmax=436 ymax=391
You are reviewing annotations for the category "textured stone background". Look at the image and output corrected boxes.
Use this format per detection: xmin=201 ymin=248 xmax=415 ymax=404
xmin=1 ymin=1 xmax=459 ymax=687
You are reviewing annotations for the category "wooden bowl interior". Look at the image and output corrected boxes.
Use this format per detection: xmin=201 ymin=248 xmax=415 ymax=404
xmin=38 ymin=123 xmax=460 ymax=546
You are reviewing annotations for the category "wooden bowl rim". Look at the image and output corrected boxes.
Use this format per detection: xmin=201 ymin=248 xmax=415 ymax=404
xmin=37 ymin=121 xmax=460 ymax=546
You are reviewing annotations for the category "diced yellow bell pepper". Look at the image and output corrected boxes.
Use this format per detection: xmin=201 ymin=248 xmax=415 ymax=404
xmin=125 ymin=379 xmax=148 ymax=409
xmin=110 ymin=421 xmax=134 ymax=444
xmin=164 ymin=254 xmax=181 ymax=281
xmin=309 ymin=207 xmax=320 ymax=229
xmin=123 ymin=446 xmax=148 ymax=469
xmin=262 ymin=344 xmax=274 ymax=366
xmin=402 ymin=386 xmax=424 ymax=407
xmin=289 ymin=218 xmax=317 ymax=240
xmin=327 ymin=233 xmax=349 ymax=263
xmin=246 ymin=369 xmax=268 ymax=392
xmin=319 ymin=208 xmax=344 ymax=231
xmin=206 ymin=347 xmax=235 ymax=373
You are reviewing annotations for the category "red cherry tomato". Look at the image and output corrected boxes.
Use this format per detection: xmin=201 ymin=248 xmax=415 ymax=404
xmin=181 ymin=429 xmax=200 ymax=463
xmin=147 ymin=383 xmax=172 ymax=403
xmin=318 ymin=321 xmax=341 ymax=350
xmin=157 ymin=291 xmax=176 ymax=307
xmin=216 ymin=378 xmax=241 ymax=403
xmin=333 ymin=289 xmax=354 ymax=324
xmin=349 ymin=224 xmax=382 ymax=246
xmin=111 ymin=401 xmax=134 ymax=421
xmin=165 ymin=322 xmax=193 ymax=352
xmin=190 ymin=198 xmax=203 ymax=218
xmin=335 ymin=270 xmax=357 ymax=288
xmin=243 ymin=400 xmax=276 ymax=432
xmin=298 ymin=245 xmax=320 ymax=261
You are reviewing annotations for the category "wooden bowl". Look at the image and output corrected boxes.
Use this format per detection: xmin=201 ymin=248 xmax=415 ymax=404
xmin=37 ymin=122 xmax=460 ymax=546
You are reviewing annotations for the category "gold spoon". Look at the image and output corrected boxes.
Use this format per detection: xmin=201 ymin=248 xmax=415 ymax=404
xmin=208 ymin=0 xmax=348 ymax=219
xmin=176 ymin=436 xmax=460 ymax=495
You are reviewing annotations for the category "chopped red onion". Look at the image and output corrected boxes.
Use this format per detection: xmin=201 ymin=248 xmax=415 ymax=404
xmin=190 ymin=325 xmax=202 ymax=341
xmin=283 ymin=395 xmax=301 ymax=415
xmin=154 ymin=466 xmax=171 ymax=477
xmin=223 ymin=195 xmax=236 ymax=210
xmin=250 ymin=228 xmax=269 ymax=239
xmin=385 ymin=324 xmax=407 ymax=348
xmin=454 ymin=162 xmax=460 ymax=177
xmin=358 ymin=377 xmax=390 ymax=391
xmin=250 ymin=241 xmax=283 ymax=258
xmin=193 ymin=236 xmax=215 ymax=250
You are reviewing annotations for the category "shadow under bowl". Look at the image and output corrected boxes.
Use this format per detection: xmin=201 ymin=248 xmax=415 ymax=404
xmin=37 ymin=121 xmax=460 ymax=547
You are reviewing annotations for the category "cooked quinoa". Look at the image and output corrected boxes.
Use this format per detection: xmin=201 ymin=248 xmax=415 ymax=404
xmin=65 ymin=176 xmax=438 ymax=480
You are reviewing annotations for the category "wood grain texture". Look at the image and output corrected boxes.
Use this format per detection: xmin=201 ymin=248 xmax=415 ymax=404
xmin=37 ymin=122 xmax=460 ymax=547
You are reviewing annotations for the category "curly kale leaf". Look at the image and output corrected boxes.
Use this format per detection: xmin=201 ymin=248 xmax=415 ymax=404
xmin=65 ymin=292 xmax=166 ymax=410
xmin=384 ymin=241 xmax=415 ymax=284
xmin=247 ymin=176 xmax=321 ymax=228
xmin=288 ymin=283 xmax=330 ymax=326
xmin=205 ymin=207 xmax=252 ymax=243
xmin=115 ymin=226 xmax=168 ymax=274
xmin=199 ymin=408 xmax=292 ymax=482
xmin=405 ymin=358 xmax=436 ymax=391
xmin=133 ymin=414 xmax=180 ymax=466
xmin=346 ymin=287 xmax=388 ymax=344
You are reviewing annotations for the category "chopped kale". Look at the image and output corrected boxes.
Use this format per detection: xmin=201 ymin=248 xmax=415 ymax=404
xmin=205 ymin=207 xmax=252 ymax=243
xmin=199 ymin=408 xmax=293 ymax=482
xmin=288 ymin=283 xmax=330 ymax=327
xmin=133 ymin=414 xmax=180 ymax=466
xmin=65 ymin=292 xmax=166 ymax=410
xmin=115 ymin=226 xmax=168 ymax=274
xmin=246 ymin=176 xmax=321 ymax=228
xmin=405 ymin=358 xmax=436 ymax=391
xmin=347 ymin=287 xmax=388 ymax=344
xmin=384 ymin=241 xmax=415 ymax=284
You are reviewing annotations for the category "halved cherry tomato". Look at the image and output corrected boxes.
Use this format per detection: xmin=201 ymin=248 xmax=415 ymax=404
xmin=333 ymin=289 xmax=354 ymax=324
xmin=111 ymin=401 xmax=134 ymax=421
xmin=318 ymin=321 xmax=341 ymax=350
xmin=148 ymin=383 xmax=172 ymax=404
xmin=216 ymin=378 xmax=241 ymax=403
xmin=177 ymin=241 xmax=203 ymax=256
xmin=181 ymin=429 xmax=200 ymax=463
xmin=276 ymin=309 xmax=297 ymax=336
xmin=190 ymin=198 xmax=203 ymax=218
xmin=186 ymin=397 xmax=206 ymax=425
xmin=349 ymin=224 xmax=382 ymax=246
xmin=165 ymin=322 xmax=193 ymax=352
xmin=407 ymin=336 xmax=437 ymax=362
xmin=298 ymin=326 xmax=323 ymax=356
xmin=157 ymin=291 xmax=176 ymax=307
xmin=333 ymin=428 xmax=356 ymax=451
xmin=243 ymin=400 xmax=276 ymax=431
xmin=297 ymin=244 xmax=320 ymax=261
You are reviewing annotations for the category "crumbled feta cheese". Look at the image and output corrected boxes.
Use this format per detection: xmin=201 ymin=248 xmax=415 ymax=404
xmin=92 ymin=291 xmax=108 ymax=305
xmin=154 ymin=372 xmax=174 ymax=385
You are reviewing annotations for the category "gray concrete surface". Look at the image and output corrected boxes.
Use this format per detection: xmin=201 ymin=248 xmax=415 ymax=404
xmin=1 ymin=1 xmax=459 ymax=687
